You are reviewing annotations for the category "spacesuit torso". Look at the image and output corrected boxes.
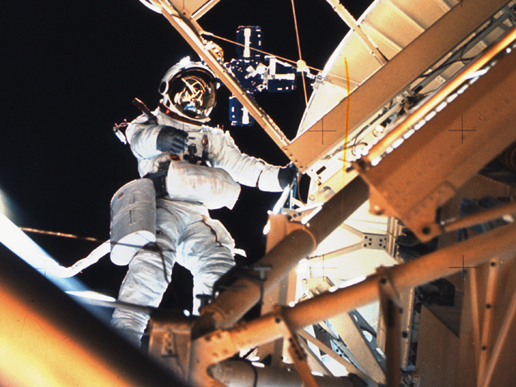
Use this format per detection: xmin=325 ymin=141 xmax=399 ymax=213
xmin=126 ymin=108 xmax=283 ymax=209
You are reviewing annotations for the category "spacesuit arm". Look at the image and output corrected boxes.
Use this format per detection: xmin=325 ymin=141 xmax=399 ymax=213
xmin=210 ymin=131 xmax=284 ymax=192
xmin=125 ymin=116 xmax=163 ymax=159
xmin=126 ymin=116 xmax=187 ymax=159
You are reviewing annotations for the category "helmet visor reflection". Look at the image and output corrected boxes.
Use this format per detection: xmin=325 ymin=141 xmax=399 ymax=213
xmin=167 ymin=70 xmax=216 ymax=120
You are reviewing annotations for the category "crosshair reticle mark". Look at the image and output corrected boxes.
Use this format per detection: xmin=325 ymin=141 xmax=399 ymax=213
xmin=450 ymin=254 xmax=477 ymax=281
xmin=310 ymin=119 xmax=336 ymax=145
xmin=449 ymin=115 xmax=476 ymax=144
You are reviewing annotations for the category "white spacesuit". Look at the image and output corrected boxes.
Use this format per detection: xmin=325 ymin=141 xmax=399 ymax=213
xmin=111 ymin=58 xmax=294 ymax=345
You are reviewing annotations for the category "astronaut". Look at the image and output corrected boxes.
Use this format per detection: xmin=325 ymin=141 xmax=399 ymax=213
xmin=111 ymin=57 xmax=295 ymax=345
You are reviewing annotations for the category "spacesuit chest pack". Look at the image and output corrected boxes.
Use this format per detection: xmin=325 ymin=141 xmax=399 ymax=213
xmin=164 ymin=127 xmax=241 ymax=210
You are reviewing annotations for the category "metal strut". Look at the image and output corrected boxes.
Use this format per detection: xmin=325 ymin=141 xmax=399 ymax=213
xmin=376 ymin=266 xmax=402 ymax=387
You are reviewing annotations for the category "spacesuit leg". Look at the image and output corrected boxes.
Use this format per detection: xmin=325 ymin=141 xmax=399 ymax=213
xmin=111 ymin=199 xmax=182 ymax=346
xmin=178 ymin=216 xmax=236 ymax=314
xmin=111 ymin=247 xmax=174 ymax=346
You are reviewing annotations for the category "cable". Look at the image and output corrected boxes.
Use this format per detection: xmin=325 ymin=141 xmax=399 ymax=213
xmin=19 ymin=226 xmax=181 ymax=261
xmin=145 ymin=242 xmax=171 ymax=284
xmin=205 ymin=32 xmax=299 ymax=66
xmin=20 ymin=227 xmax=102 ymax=242
xmin=205 ymin=32 xmax=357 ymax=87
xmin=291 ymin=0 xmax=308 ymax=105
xmin=418 ymin=56 xmax=475 ymax=79
xmin=291 ymin=0 xmax=303 ymax=66
xmin=50 ymin=241 xmax=111 ymax=278
xmin=249 ymin=360 xmax=258 ymax=387
xmin=342 ymin=57 xmax=351 ymax=181
xmin=418 ymin=16 xmax=496 ymax=80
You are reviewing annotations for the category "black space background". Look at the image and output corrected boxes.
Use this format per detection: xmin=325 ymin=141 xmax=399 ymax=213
xmin=1 ymin=1 xmax=371 ymax=313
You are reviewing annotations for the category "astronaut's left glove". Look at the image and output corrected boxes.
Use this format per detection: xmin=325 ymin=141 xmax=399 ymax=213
xmin=156 ymin=126 xmax=188 ymax=155
xmin=278 ymin=163 xmax=298 ymax=189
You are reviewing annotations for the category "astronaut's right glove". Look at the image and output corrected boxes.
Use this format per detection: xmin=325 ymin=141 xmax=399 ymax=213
xmin=278 ymin=163 xmax=298 ymax=189
xmin=156 ymin=126 xmax=188 ymax=154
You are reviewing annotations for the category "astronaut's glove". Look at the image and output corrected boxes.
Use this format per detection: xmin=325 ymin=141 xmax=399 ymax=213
xmin=144 ymin=169 xmax=168 ymax=197
xmin=278 ymin=163 xmax=298 ymax=189
xmin=156 ymin=126 xmax=188 ymax=154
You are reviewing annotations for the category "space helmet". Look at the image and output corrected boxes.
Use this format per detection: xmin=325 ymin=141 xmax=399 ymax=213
xmin=159 ymin=57 xmax=218 ymax=122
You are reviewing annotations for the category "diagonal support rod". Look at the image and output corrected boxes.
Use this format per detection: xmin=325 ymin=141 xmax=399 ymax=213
xmin=151 ymin=0 xmax=290 ymax=151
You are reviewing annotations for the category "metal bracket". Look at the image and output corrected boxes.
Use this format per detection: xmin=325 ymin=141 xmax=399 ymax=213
xmin=234 ymin=263 xmax=272 ymax=305
xmin=307 ymin=225 xmax=388 ymax=263
xmin=362 ymin=233 xmax=387 ymax=250
xmin=253 ymin=264 xmax=272 ymax=305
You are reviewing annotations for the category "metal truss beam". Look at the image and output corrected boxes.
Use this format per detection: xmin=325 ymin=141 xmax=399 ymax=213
xmin=285 ymin=0 xmax=512 ymax=172
xmin=188 ymin=221 xmax=516 ymax=383
xmin=354 ymin=27 xmax=516 ymax=242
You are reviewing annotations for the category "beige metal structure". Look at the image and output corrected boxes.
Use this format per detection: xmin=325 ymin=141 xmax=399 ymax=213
xmin=3 ymin=0 xmax=516 ymax=386
xmin=141 ymin=0 xmax=516 ymax=386
xmin=354 ymin=26 xmax=516 ymax=241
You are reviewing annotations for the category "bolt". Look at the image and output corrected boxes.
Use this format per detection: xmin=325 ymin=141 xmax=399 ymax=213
xmin=373 ymin=205 xmax=384 ymax=215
